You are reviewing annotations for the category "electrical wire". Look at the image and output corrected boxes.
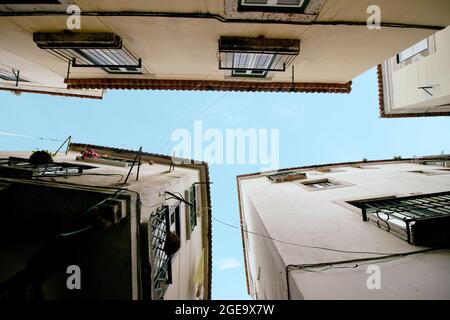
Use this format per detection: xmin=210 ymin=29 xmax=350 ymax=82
xmin=59 ymin=188 xmax=124 ymax=237
xmin=60 ymin=224 xmax=94 ymax=237
xmin=0 ymin=131 xmax=66 ymax=142
xmin=23 ymin=177 xmax=171 ymax=211
xmin=289 ymin=248 xmax=450 ymax=273
xmin=0 ymin=10 xmax=444 ymax=31
xmin=157 ymin=90 xmax=228 ymax=154
xmin=212 ymin=216 xmax=414 ymax=256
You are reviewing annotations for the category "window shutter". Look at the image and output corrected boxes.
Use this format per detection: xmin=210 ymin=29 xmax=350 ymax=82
xmin=185 ymin=189 xmax=192 ymax=240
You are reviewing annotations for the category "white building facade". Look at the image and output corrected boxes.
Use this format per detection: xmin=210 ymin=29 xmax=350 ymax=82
xmin=0 ymin=143 xmax=212 ymax=300
xmin=237 ymin=157 xmax=450 ymax=299
xmin=379 ymin=26 xmax=450 ymax=117
xmin=1 ymin=1 xmax=449 ymax=95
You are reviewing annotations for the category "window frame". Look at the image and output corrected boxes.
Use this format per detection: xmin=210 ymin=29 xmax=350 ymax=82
xmin=393 ymin=34 xmax=436 ymax=70
xmin=0 ymin=156 xmax=95 ymax=177
xmin=230 ymin=52 xmax=276 ymax=78
xmin=238 ymin=0 xmax=311 ymax=13
xmin=0 ymin=1 xmax=64 ymax=3
xmin=219 ymin=36 xmax=300 ymax=78
xmin=267 ymin=171 xmax=307 ymax=183
xmin=149 ymin=203 xmax=180 ymax=300
xmin=299 ymin=178 xmax=351 ymax=191
xmin=33 ymin=32 xmax=143 ymax=74
xmin=189 ymin=184 xmax=198 ymax=232
xmin=396 ymin=38 xmax=429 ymax=64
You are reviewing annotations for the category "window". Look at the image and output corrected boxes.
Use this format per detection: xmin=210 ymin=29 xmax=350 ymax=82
xmin=267 ymin=171 xmax=307 ymax=183
xmin=219 ymin=36 xmax=300 ymax=78
xmin=149 ymin=204 xmax=180 ymax=300
xmin=316 ymin=167 xmax=345 ymax=173
xmin=149 ymin=206 xmax=171 ymax=300
xmin=301 ymin=178 xmax=343 ymax=190
xmin=185 ymin=184 xmax=201 ymax=240
xmin=169 ymin=205 xmax=181 ymax=237
xmin=0 ymin=1 xmax=63 ymax=3
xmin=189 ymin=184 xmax=197 ymax=231
xmin=350 ymin=192 xmax=450 ymax=246
xmin=239 ymin=0 xmax=310 ymax=13
xmin=352 ymin=164 xmax=378 ymax=169
xmin=422 ymin=160 xmax=450 ymax=168
xmin=408 ymin=170 xmax=449 ymax=176
xmin=231 ymin=53 xmax=275 ymax=77
xmin=33 ymin=32 xmax=142 ymax=74
xmin=397 ymin=38 xmax=428 ymax=64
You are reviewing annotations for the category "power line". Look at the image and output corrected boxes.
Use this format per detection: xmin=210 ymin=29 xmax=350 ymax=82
xmin=289 ymin=248 xmax=449 ymax=273
xmin=212 ymin=216 xmax=411 ymax=256
xmin=0 ymin=130 xmax=66 ymax=142
xmin=156 ymin=77 xmax=228 ymax=154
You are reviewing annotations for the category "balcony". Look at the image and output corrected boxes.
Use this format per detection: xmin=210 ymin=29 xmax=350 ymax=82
xmin=219 ymin=36 xmax=300 ymax=78
xmin=353 ymin=192 xmax=450 ymax=246
xmin=33 ymin=32 xmax=142 ymax=74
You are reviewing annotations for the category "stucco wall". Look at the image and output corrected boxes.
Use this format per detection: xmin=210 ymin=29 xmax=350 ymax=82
xmin=239 ymin=161 xmax=450 ymax=299
xmin=1 ymin=0 xmax=448 ymax=88
xmin=0 ymin=150 xmax=209 ymax=300
xmin=382 ymin=26 xmax=450 ymax=115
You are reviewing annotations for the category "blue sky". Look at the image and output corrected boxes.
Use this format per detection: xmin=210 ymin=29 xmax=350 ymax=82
xmin=1 ymin=67 xmax=450 ymax=299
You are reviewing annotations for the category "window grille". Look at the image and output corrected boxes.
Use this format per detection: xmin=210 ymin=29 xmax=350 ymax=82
xmin=239 ymin=0 xmax=310 ymax=13
xmin=301 ymin=178 xmax=341 ymax=190
xmin=189 ymin=184 xmax=197 ymax=232
xmin=0 ymin=157 xmax=92 ymax=177
xmin=33 ymin=32 xmax=142 ymax=74
xmin=149 ymin=206 xmax=171 ymax=300
xmin=219 ymin=36 xmax=299 ymax=77
xmin=354 ymin=192 xmax=450 ymax=246
xmin=267 ymin=171 xmax=307 ymax=183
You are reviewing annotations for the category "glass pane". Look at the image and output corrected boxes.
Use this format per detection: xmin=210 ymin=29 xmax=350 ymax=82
xmin=242 ymin=0 xmax=268 ymax=4
xmin=277 ymin=0 xmax=302 ymax=6
xmin=233 ymin=53 xmax=274 ymax=70
xmin=398 ymin=38 xmax=428 ymax=63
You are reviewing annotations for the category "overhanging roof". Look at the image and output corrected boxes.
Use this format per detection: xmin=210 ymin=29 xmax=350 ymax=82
xmin=377 ymin=64 xmax=450 ymax=118
xmin=65 ymin=78 xmax=352 ymax=93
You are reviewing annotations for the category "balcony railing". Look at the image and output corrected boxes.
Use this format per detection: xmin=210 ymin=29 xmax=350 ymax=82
xmin=33 ymin=32 xmax=142 ymax=74
xmin=356 ymin=192 xmax=450 ymax=246
xmin=219 ymin=36 xmax=300 ymax=77
xmin=150 ymin=206 xmax=172 ymax=300
xmin=189 ymin=184 xmax=197 ymax=231
xmin=0 ymin=157 xmax=92 ymax=177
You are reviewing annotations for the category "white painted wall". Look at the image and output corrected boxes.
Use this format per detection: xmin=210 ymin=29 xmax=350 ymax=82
xmin=382 ymin=27 xmax=450 ymax=115
xmin=239 ymin=161 xmax=450 ymax=299
xmin=1 ymin=1 xmax=448 ymax=85
xmin=0 ymin=149 xmax=209 ymax=300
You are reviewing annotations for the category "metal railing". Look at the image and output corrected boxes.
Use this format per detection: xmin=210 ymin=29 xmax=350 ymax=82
xmin=189 ymin=185 xmax=197 ymax=231
xmin=0 ymin=157 xmax=85 ymax=177
xmin=150 ymin=206 xmax=171 ymax=300
xmin=359 ymin=191 xmax=450 ymax=245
